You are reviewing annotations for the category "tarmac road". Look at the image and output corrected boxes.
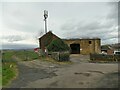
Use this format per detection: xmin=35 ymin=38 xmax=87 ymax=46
xmin=9 ymin=54 xmax=118 ymax=88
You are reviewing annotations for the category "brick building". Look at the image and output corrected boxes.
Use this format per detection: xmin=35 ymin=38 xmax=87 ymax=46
xmin=101 ymin=45 xmax=114 ymax=55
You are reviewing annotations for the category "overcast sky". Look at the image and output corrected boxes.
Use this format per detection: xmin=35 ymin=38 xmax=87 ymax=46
xmin=0 ymin=1 xmax=119 ymax=49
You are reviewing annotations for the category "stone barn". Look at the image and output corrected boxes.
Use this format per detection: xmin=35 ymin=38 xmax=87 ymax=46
xmin=39 ymin=31 xmax=60 ymax=52
xmin=39 ymin=31 xmax=101 ymax=54
xmin=63 ymin=38 xmax=101 ymax=54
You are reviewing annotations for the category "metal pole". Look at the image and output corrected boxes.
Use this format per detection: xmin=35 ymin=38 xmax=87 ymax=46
xmin=44 ymin=19 xmax=47 ymax=33
xmin=44 ymin=10 xmax=48 ymax=34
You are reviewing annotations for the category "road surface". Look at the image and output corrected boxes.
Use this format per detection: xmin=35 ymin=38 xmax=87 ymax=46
xmin=9 ymin=54 xmax=118 ymax=88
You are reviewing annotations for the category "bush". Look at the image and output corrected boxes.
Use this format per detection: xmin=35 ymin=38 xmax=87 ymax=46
xmin=47 ymin=39 xmax=70 ymax=52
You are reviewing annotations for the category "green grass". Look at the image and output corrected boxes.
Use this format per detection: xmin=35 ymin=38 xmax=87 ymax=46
xmin=14 ymin=50 xmax=39 ymax=61
xmin=2 ymin=50 xmax=39 ymax=62
xmin=1 ymin=50 xmax=39 ymax=87
xmin=2 ymin=51 xmax=15 ymax=62
xmin=2 ymin=62 xmax=18 ymax=86
xmin=0 ymin=66 xmax=2 ymax=88
xmin=2 ymin=51 xmax=17 ymax=86
xmin=1 ymin=51 xmax=17 ymax=86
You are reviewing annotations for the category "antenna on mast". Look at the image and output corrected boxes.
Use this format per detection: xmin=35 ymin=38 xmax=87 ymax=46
xmin=44 ymin=10 xmax=48 ymax=34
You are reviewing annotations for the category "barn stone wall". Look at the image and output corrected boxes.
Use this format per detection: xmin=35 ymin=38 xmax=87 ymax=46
xmin=63 ymin=39 xmax=101 ymax=55
xmin=39 ymin=31 xmax=60 ymax=52
xmin=39 ymin=31 xmax=101 ymax=55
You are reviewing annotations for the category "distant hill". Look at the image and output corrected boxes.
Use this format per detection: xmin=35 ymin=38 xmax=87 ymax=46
xmin=1 ymin=44 xmax=38 ymax=50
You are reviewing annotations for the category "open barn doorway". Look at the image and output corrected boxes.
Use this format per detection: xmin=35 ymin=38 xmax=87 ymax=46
xmin=70 ymin=44 xmax=80 ymax=54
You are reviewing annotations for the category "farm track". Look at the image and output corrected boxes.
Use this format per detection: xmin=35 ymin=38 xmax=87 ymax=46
xmin=9 ymin=55 xmax=118 ymax=88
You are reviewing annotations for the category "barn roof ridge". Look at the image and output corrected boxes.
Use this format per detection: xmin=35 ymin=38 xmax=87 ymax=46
xmin=39 ymin=31 xmax=60 ymax=39
xmin=62 ymin=38 xmax=100 ymax=40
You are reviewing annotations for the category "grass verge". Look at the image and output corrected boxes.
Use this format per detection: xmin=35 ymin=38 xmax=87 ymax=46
xmin=2 ymin=50 xmax=18 ymax=87
xmin=0 ymin=65 xmax=2 ymax=88
xmin=2 ymin=62 xmax=18 ymax=87
xmin=1 ymin=50 xmax=39 ymax=87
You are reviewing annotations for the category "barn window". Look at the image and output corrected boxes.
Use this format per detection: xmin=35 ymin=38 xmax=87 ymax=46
xmin=89 ymin=41 xmax=92 ymax=44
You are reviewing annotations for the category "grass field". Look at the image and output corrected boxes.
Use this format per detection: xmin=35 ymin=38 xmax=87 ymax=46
xmin=1 ymin=49 xmax=39 ymax=87
xmin=14 ymin=50 xmax=39 ymax=61
xmin=2 ymin=50 xmax=39 ymax=62
xmin=2 ymin=50 xmax=15 ymax=62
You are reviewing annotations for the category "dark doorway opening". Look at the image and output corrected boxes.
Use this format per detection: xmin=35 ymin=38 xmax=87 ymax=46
xmin=70 ymin=44 xmax=80 ymax=54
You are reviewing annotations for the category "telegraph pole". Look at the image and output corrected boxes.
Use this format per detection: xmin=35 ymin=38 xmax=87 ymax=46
xmin=44 ymin=10 xmax=48 ymax=34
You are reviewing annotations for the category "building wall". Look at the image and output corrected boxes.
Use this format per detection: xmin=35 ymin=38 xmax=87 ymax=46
xmin=39 ymin=31 xmax=101 ymax=55
xmin=63 ymin=39 xmax=101 ymax=55
xmin=39 ymin=31 xmax=59 ymax=52
xmin=95 ymin=39 xmax=101 ymax=53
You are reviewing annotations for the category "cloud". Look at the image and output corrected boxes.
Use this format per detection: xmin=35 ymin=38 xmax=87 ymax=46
xmin=1 ymin=2 xmax=118 ymax=49
xmin=61 ymin=18 xmax=117 ymax=38
xmin=60 ymin=2 xmax=118 ymax=45
xmin=107 ymin=2 xmax=118 ymax=21
xmin=2 ymin=35 xmax=24 ymax=42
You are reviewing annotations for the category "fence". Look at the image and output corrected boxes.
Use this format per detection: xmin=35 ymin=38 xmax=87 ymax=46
xmin=90 ymin=54 xmax=120 ymax=62
xmin=51 ymin=51 xmax=70 ymax=61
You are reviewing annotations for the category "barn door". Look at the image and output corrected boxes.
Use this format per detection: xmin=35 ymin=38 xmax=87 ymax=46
xmin=70 ymin=44 xmax=80 ymax=54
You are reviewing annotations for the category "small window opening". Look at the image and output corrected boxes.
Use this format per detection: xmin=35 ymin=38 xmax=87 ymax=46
xmin=89 ymin=41 xmax=92 ymax=44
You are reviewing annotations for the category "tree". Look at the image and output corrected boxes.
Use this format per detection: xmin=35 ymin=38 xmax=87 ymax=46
xmin=47 ymin=38 xmax=70 ymax=52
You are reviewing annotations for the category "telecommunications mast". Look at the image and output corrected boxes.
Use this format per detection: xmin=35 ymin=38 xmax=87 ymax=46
xmin=44 ymin=10 xmax=48 ymax=34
